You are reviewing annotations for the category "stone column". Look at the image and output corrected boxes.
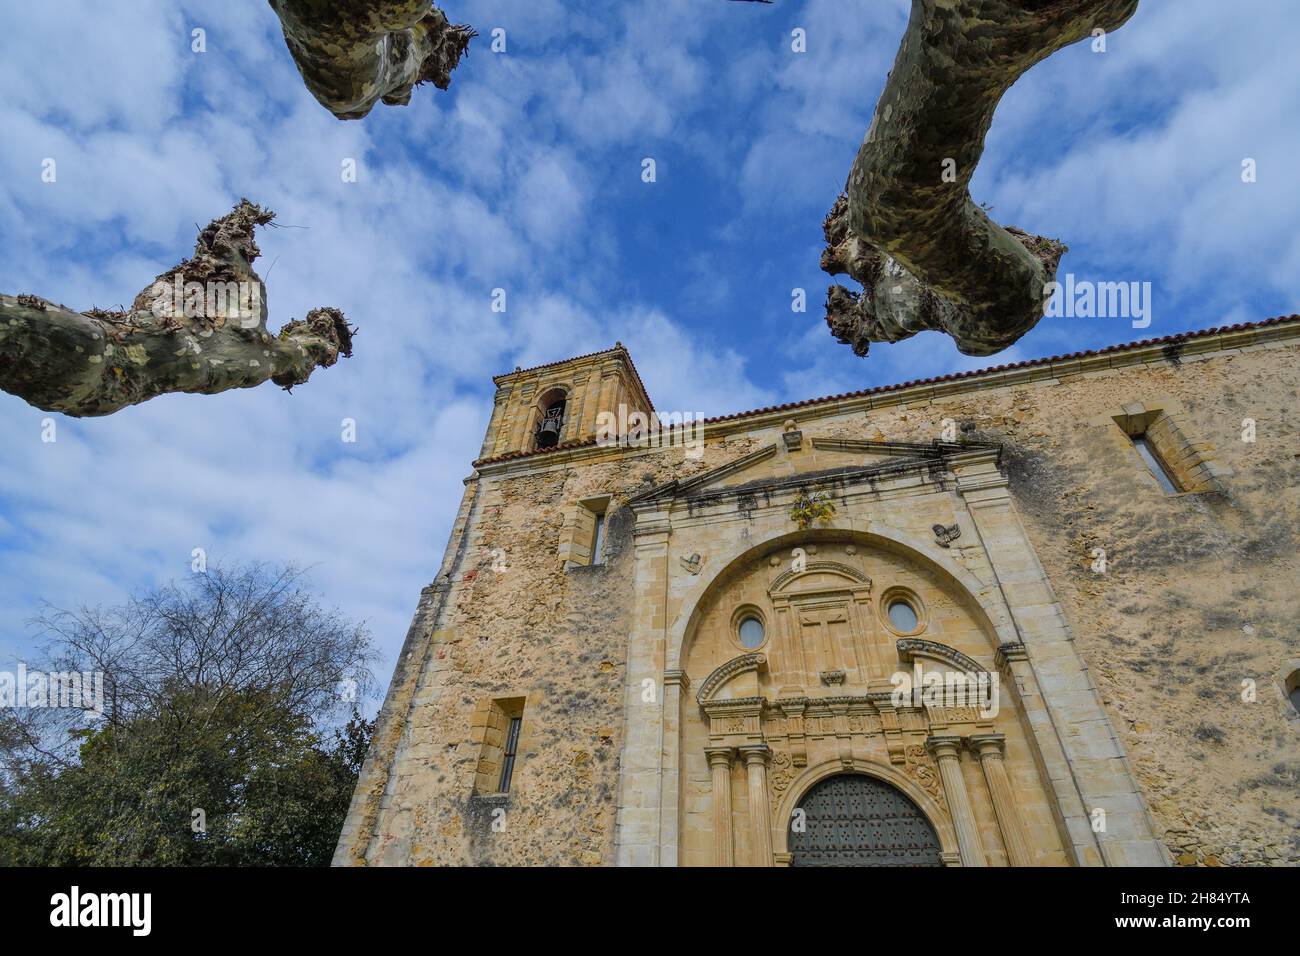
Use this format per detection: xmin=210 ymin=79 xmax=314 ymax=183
xmin=927 ymin=735 xmax=987 ymax=867
xmin=613 ymin=509 xmax=672 ymax=866
xmin=509 ymin=384 xmax=537 ymax=452
xmin=705 ymin=747 xmax=735 ymax=867
xmin=659 ymin=671 xmax=689 ymax=867
xmin=957 ymin=457 xmax=1166 ymax=867
xmin=478 ymin=385 xmax=511 ymax=459
xmin=593 ymin=368 xmax=617 ymax=437
xmin=739 ymin=745 xmax=773 ymax=867
xmin=563 ymin=371 xmax=589 ymax=444
xmin=969 ymin=733 xmax=1034 ymax=867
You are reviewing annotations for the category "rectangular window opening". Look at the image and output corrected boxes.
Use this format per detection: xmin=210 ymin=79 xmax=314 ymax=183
xmin=1131 ymin=434 xmax=1180 ymax=494
xmin=591 ymin=511 xmax=607 ymax=565
xmin=497 ymin=715 xmax=522 ymax=793
xmin=473 ymin=697 xmax=526 ymax=797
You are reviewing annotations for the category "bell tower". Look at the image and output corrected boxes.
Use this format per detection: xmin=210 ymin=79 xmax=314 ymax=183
xmin=476 ymin=343 xmax=654 ymax=460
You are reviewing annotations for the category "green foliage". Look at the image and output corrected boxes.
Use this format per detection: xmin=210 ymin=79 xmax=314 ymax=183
xmin=0 ymin=693 xmax=373 ymax=867
xmin=790 ymin=489 xmax=836 ymax=530
xmin=0 ymin=563 xmax=376 ymax=867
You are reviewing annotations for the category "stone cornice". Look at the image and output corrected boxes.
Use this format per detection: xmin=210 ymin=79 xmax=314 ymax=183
xmin=627 ymin=444 xmax=779 ymax=506
xmin=771 ymin=693 xmax=895 ymax=713
xmin=472 ymin=317 xmax=1300 ymax=476
xmin=896 ymin=638 xmax=990 ymax=675
xmin=694 ymin=317 xmax=1300 ymax=436
xmin=769 ymin=560 xmax=872 ymax=594
xmin=701 ymin=695 xmax=766 ymax=715
xmin=637 ymin=444 xmax=1003 ymax=514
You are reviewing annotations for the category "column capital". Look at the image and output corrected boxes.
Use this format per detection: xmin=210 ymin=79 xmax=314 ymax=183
xmin=664 ymin=669 xmax=691 ymax=691
xmin=926 ymin=734 xmax=963 ymax=761
xmin=737 ymin=744 xmax=770 ymax=767
xmin=968 ymin=733 xmax=1007 ymax=761
xmin=995 ymin=641 xmax=1028 ymax=671
xmin=704 ymin=746 xmax=735 ymax=768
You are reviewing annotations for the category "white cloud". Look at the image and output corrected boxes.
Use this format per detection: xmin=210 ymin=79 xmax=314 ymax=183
xmin=0 ymin=0 xmax=185 ymax=132
xmin=0 ymin=0 xmax=769 ymax=684
xmin=1 ymin=0 xmax=1295 ymax=689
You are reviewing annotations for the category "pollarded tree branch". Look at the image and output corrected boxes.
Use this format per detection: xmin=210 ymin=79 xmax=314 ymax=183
xmin=0 ymin=200 xmax=354 ymax=417
xmin=269 ymin=0 xmax=476 ymax=120
xmin=825 ymin=0 xmax=1140 ymax=357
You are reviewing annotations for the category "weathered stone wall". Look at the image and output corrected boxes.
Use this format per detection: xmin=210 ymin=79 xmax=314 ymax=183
xmin=349 ymin=440 xmax=773 ymax=865
xmin=966 ymin=351 xmax=1300 ymax=866
xmin=339 ymin=323 xmax=1300 ymax=866
xmin=775 ymin=338 xmax=1300 ymax=866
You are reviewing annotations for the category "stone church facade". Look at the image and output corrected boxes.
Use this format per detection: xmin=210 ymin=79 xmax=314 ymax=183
xmin=335 ymin=316 xmax=1300 ymax=867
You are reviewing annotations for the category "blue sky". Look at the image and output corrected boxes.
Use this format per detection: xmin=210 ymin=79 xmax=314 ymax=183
xmin=1 ymin=0 xmax=1296 ymax=688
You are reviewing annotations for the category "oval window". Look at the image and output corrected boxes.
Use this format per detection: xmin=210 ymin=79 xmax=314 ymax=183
xmin=738 ymin=616 xmax=766 ymax=649
xmin=887 ymin=599 xmax=918 ymax=632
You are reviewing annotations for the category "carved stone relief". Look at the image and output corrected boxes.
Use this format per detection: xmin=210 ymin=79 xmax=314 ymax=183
xmin=903 ymin=744 xmax=943 ymax=800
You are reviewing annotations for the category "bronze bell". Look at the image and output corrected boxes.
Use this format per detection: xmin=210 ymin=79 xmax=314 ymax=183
xmin=535 ymin=402 xmax=565 ymax=448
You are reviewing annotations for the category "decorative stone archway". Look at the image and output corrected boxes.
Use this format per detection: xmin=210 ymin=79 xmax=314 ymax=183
xmin=614 ymin=444 xmax=1168 ymax=867
xmin=666 ymin=525 xmax=1019 ymax=675
xmin=679 ymin=531 xmax=1025 ymax=867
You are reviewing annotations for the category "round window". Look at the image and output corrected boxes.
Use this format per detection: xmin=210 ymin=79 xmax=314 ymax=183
xmin=887 ymin=599 xmax=918 ymax=633
xmin=738 ymin=616 xmax=766 ymax=649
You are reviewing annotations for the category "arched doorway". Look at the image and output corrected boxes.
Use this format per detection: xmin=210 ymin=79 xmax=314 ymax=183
xmin=789 ymin=773 xmax=943 ymax=867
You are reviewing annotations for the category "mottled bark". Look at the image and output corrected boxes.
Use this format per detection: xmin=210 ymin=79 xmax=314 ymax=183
xmin=269 ymin=0 xmax=475 ymax=120
xmin=0 ymin=200 xmax=353 ymax=418
xmin=825 ymin=0 xmax=1140 ymax=356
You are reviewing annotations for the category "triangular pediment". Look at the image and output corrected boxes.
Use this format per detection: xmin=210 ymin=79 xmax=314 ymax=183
xmin=628 ymin=438 xmax=995 ymax=506
xmin=626 ymin=444 xmax=780 ymax=504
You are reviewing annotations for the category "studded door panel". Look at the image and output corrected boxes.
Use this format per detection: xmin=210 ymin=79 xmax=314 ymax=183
xmin=789 ymin=773 xmax=942 ymax=867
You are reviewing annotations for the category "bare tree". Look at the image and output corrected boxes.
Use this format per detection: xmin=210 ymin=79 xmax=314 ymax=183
xmin=42 ymin=562 xmax=376 ymax=727
xmin=268 ymin=0 xmax=476 ymax=120
xmin=0 ymin=200 xmax=353 ymax=417
xmin=3 ymin=2 xmax=1146 ymax=419
xmin=5 ymin=563 xmax=376 ymax=765
xmin=263 ymin=0 xmax=1142 ymax=358
xmin=1 ymin=2 xmax=475 ymax=418
xmin=823 ymin=0 xmax=1140 ymax=357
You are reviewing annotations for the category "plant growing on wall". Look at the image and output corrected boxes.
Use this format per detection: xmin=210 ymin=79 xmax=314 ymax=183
xmin=790 ymin=490 xmax=835 ymax=530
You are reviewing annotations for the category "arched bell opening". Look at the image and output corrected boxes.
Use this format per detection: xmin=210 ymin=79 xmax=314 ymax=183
xmin=533 ymin=388 xmax=568 ymax=450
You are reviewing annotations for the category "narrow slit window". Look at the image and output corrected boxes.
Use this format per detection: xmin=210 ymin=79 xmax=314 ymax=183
xmin=498 ymin=716 xmax=522 ymax=793
xmin=591 ymin=512 xmax=606 ymax=565
xmin=1131 ymin=434 xmax=1179 ymax=494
